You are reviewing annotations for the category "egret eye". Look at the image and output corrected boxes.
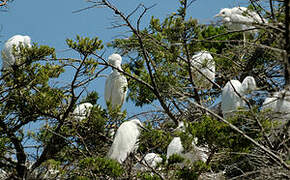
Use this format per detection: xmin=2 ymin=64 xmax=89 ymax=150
xmin=222 ymin=11 xmax=225 ymax=14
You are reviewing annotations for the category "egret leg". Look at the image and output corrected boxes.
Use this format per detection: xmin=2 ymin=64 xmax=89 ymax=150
xmin=243 ymin=32 xmax=246 ymax=47
xmin=241 ymin=32 xmax=246 ymax=60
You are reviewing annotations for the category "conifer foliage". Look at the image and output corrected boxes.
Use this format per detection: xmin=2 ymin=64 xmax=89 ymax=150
xmin=0 ymin=0 xmax=290 ymax=179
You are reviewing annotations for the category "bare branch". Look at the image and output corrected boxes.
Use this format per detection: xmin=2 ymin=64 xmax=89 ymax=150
xmin=0 ymin=0 xmax=8 ymax=7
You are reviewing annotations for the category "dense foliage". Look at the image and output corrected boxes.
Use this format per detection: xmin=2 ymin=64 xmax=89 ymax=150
xmin=0 ymin=0 xmax=289 ymax=179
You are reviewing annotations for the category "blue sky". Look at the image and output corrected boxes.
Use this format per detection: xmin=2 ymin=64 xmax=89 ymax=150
xmin=1 ymin=0 xmax=249 ymax=159
xmin=0 ymin=0 xmax=243 ymax=117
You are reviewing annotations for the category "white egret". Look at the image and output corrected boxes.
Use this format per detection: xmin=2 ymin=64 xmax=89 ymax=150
xmin=166 ymin=121 xmax=185 ymax=159
xmin=262 ymin=90 xmax=290 ymax=120
xmin=134 ymin=152 xmax=163 ymax=171
xmin=241 ymin=76 xmax=257 ymax=93
xmin=221 ymin=76 xmax=257 ymax=117
xmin=105 ymin=53 xmax=128 ymax=109
xmin=166 ymin=137 xmax=209 ymax=164
xmin=215 ymin=7 xmax=267 ymax=43
xmin=166 ymin=137 xmax=184 ymax=160
xmin=108 ymin=119 xmax=143 ymax=164
xmin=190 ymin=51 xmax=215 ymax=89
xmin=191 ymin=142 xmax=209 ymax=163
xmin=166 ymin=122 xmax=208 ymax=164
xmin=143 ymin=153 xmax=163 ymax=168
xmin=72 ymin=102 xmax=93 ymax=121
xmin=1 ymin=35 xmax=31 ymax=70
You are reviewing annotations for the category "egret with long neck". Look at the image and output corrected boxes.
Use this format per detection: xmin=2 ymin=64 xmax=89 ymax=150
xmin=105 ymin=53 xmax=128 ymax=109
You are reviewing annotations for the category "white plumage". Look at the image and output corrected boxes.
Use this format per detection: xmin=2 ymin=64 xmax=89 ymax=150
xmin=221 ymin=80 xmax=243 ymax=116
xmin=142 ymin=153 xmax=163 ymax=168
xmin=166 ymin=137 xmax=209 ymax=164
xmin=134 ymin=152 xmax=162 ymax=171
xmin=215 ymin=7 xmax=267 ymax=43
xmin=215 ymin=7 xmax=266 ymax=31
xmin=105 ymin=53 xmax=128 ymax=109
xmin=262 ymin=90 xmax=290 ymax=120
xmin=166 ymin=121 xmax=185 ymax=159
xmin=1 ymin=35 xmax=31 ymax=70
xmin=167 ymin=121 xmax=208 ymax=163
xmin=108 ymin=119 xmax=143 ymax=164
xmin=174 ymin=121 xmax=186 ymax=132
xmin=72 ymin=102 xmax=93 ymax=121
xmin=191 ymin=51 xmax=215 ymax=89
xmin=221 ymin=76 xmax=257 ymax=117
xmin=166 ymin=137 xmax=184 ymax=160
xmin=191 ymin=143 xmax=209 ymax=163
xmin=241 ymin=76 xmax=257 ymax=93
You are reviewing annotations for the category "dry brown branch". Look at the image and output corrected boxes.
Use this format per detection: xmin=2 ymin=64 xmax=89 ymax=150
xmin=0 ymin=0 xmax=8 ymax=7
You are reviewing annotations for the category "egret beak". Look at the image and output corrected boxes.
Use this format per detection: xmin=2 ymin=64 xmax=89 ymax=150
xmin=138 ymin=124 xmax=149 ymax=131
xmin=253 ymin=87 xmax=263 ymax=91
xmin=214 ymin=14 xmax=221 ymax=18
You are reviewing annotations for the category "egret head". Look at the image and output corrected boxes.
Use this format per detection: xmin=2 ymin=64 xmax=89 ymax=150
xmin=130 ymin=118 xmax=145 ymax=129
xmin=108 ymin=53 xmax=122 ymax=69
xmin=215 ymin=8 xmax=231 ymax=18
xmin=173 ymin=121 xmax=186 ymax=133
xmin=23 ymin=36 xmax=32 ymax=48
xmin=241 ymin=76 xmax=257 ymax=93
xmin=192 ymin=51 xmax=212 ymax=59
xmin=278 ymin=90 xmax=290 ymax=101
xmin=9 ymin=35 xmax=32 ymax=48
xmin=192 ymin=51 xmax=213 ymax=64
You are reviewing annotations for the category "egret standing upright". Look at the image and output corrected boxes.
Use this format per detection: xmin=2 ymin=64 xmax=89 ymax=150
xmin=105 ymin=53 xmax=128 ymax=109
xmin=221 ymin=76 xmax=257 ymax=117
xmin=190 ymin=51 xmax=215 ymax=90
xmin=166 ymin=137 xmax=184 ymax=160
xmin=166 ymin=121 xmax=208 ymax=163
xmin=134 ymin=152 xmax=163 ymax=171
xmin=107 ymin=119 xmax=144 ymax=164
xmin=1 ymin=35 xmax=32 ymax=70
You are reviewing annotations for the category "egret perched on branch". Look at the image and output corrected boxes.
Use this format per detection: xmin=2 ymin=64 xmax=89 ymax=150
xmin=72 ymin=102 xmax=93 ymax=121
xmin=108 ymin=119 xmax=143 ymax=164
xmin=166 ymin=121 xmax=208 ymax=164
xmin=190 ymin=51 xmax=215 ymax=90
xmin=166 ymin=137 xmax=208 ymax=163
xmin=166 ymin=121 xmax=185 ymax=159
xmin=135 ymin=153 xmax=163 ymax=171
xmin=262 ymin=90 xmax=290 ymax=120
xmin=166 ymin=137 xmax=184 ymax=160
xmin=1 ymin=35 xmax=31 ymax=70
xmin=215 ymin=7 xmax=267 ymax=42
xmin=142 ymin=153 xmax=163 ymax=168
xmin=221 ymin=76 xmax=257 ymax=117
xmin=105 ymin=53 xmax=128 ymax=109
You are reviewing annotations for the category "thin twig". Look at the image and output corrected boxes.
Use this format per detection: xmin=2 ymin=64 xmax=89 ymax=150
xmin=0 ymin=0 xmax=8 ymax=7
xmin=184 ymin=96 xmax=290 ymax=170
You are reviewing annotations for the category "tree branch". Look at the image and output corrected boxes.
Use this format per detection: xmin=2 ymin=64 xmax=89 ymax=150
xmin=0 ymin=0 xmax=8 ymax=7
xmin=98 ymin=0 xmax=179 ymax=124
xmin=184 ymin=96 xmax=290 ymax=170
